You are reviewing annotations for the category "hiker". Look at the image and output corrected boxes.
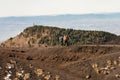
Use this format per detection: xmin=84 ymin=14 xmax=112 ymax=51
xmin=63 ymin=35 xmax=69 ymax=46
xmin=59 ymin=36 xmax=63 ymax=46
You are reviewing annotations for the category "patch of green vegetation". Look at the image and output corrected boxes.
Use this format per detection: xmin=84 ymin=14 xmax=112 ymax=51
xmin=38 ymin=36 xmax=49 ymax=44
xmin=9 ymin=37 xmax=13 ymax=41
xmin=23 ymin=25 xmax=117 ymax=46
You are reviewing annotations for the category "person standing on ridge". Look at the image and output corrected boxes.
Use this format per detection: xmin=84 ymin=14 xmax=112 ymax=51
xmin=59 ymin=36 xmax=63 ymax=46
xmin=63 ymin=35 xmax=69 ymax=46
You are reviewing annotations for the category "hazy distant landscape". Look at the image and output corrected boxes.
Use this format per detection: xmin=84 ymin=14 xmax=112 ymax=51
xmin=0 ymin=13 xmax=120 ymax=42
xmin=1 ymin=0 xmax=120 ymax=79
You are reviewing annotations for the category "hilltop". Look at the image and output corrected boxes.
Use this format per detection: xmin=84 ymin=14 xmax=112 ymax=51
xmin=0 ymin=25 xmax=118 ymax=47
xmin=0 ymin=13 xmax=120 ymax=42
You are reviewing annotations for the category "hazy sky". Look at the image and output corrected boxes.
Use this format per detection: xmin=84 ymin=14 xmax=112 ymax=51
xmin=0 ymin=0 xmax=120 ymax=17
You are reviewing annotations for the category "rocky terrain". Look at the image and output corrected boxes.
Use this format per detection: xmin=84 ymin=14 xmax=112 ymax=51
xmin=0 ymin=45 xmax=120 ymax=80
xmin=0 ymin=26 xmax=120 ymax=80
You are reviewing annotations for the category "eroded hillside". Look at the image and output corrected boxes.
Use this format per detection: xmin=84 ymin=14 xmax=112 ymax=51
xmin=0 ymin=25 xmax=117 ymax=47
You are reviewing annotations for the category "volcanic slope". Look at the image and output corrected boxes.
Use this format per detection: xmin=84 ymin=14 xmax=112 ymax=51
xmin=0 ymin=45 xmax=120 ymax=80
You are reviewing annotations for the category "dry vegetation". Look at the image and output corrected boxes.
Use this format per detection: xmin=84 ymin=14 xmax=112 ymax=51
xmin=0 ymin=25 xmax=118 ymax=47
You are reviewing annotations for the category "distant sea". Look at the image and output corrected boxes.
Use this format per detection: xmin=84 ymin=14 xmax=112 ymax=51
xmin=0 ymin=13 xmax=120 ymax=42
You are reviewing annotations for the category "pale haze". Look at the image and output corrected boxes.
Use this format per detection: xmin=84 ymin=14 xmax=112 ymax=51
xmin=0 ymin=0 xmax=120 ymax=17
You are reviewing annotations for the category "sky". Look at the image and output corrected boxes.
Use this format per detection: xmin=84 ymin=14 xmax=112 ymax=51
xmin=0 ymin=0 xmax=120 ymax=17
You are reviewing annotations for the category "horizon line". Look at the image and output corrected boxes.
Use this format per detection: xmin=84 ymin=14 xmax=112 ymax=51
xmin=0 ymin=12 xmax=120 ymax=18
